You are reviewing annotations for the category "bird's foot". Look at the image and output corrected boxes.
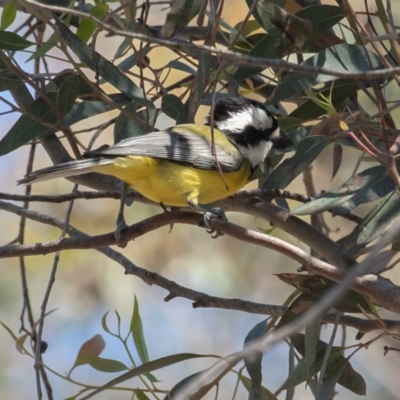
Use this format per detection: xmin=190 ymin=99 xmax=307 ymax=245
xmin=203 ymin=207 xmax=227 ymax=238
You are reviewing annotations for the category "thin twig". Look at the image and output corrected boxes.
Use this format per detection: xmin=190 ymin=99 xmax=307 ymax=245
xmin=21 ymin=0 xmax=400 ymax=80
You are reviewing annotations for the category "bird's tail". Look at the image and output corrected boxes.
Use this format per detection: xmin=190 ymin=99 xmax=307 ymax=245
xmin=17 ymin=158 xmax=114 ymax=185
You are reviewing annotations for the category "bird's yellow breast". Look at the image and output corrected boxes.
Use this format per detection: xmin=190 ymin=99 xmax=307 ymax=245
xmin=92 ymin=156 xmax=251 ymax=207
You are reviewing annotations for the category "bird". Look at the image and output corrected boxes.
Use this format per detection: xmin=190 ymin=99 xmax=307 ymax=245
xmin=18 ymin=97 xmax=293 ymax=244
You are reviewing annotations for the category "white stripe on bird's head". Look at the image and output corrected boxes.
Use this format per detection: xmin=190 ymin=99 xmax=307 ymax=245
xmin=214 ymin=104 xmax=274 ymax=133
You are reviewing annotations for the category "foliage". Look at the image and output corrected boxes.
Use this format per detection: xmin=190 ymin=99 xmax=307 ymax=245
xmin=1 ymin=0 xmax=400 ymax=399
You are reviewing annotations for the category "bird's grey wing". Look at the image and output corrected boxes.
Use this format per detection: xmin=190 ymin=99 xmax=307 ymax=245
xmin=84 ymin=130 xmax=243 ymax=172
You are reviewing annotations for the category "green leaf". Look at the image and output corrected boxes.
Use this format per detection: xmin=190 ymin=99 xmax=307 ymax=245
xmin=113 ymin=101 xmax=139 ymax=142
xmin=270 ymin=44 xmax=384 ymax=103
xmin=345 ymin=189 xmax=400 ymax=253
xmin=162 ymin=94 xmax=183 ymax=121
xmin=335 ymin=171 xmax=396 ymax=215
xmin=130 ymin=295 xmax=149 ymax=364
xmin=57 ymin=74 xmax=81 ymax=115
xmin=114 ymin=105 xmax=160 ymax=142
xmin=288 ymin=5 xmax=345 ymax=53
xmin=244 ymin=319 xmax=267 ymax=393
xmin=161 ymin=0 xmax=204 ymax=39
xmin=276 ymin=117 xmax=303 ymax=132
xmin=76 ymin=4 xmax=109 ymax=43
xmin=292 ymin=165 xmax=390 ymax=216
xmin=0 ymin=93 xmax=58 ymax=156
xmin=164 ymin=370 xmax=205 ymax=400
xmin=181 ymin=52 xmax=210 ymax=124
xmin=54 ymin=17 xmax=148 ymax=106
xmin=288 ymin=80 xmax=356 ymax=121
xmin=316 ymin=355 xmax=353 ymax=400
xmin=239 ymin=375 xmax=278 ymax=400
xmin=101 ymin=311 xmax=113 ymax=335
xmin=64 ymin=93 xmax=132 ymax=126
xmin=0 ymin=31 xmax=33 ymax=50
xmin=27 ymin=33 xmax=59 ymax=61
xmin=234 ymin=33 xmax=288 ymax=82
xmin=296 ymin=5 xmax=345 ymax=33
xmin=85 ymin=353 xmax=128 ymax=373
xmin=263 ymin=136 xmax=330 ymax=190
xmin=283 ymin=334 xmax=366 ymax=395
xmin=1 ymin=322 xmax=20 ymax=342
xmin=0 ymin=57 xmax=20 ymax=91
xmin=245 ymin=0 xmax=287 ymax=32
xmin=81 ymin=353 xmax=212 ymax=400
xmin=305 ymin=319 xmax=320 ymax=374
xmin=232 ymin=19 xmax=261 ymax=42
xmin=114 ymin=45 xmax=151 ymax=71
xmin=167 ymin=60 xmax=197 ymax=76
xmin=327 ymin=355 xmax=366 ymax=396
xmin=136 ymin=390 xmax=151 ymax=400
xmin=1 ymin=1 xmax=17 ymax=30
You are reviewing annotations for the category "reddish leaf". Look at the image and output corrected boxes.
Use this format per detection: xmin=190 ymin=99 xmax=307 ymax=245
xmin=15 ymin=334 xmax=28 ymax=354
xmin=68 ymin=334 xmax=105 ymax=375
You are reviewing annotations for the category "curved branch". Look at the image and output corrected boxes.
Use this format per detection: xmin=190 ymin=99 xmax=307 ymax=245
xmin=0 ymin=200 xmax=397 ymax=334
xmin=1 ymin=200 xmax=400 ymax=314
xmin=23 ymin=0 xmax=400 ymax=80
xmin=228 ymin=197 xmax=356 ymax=269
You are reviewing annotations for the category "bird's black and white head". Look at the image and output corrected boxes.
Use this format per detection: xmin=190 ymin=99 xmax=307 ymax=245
xmin=206 ymin=97 xmax=293 ymax=168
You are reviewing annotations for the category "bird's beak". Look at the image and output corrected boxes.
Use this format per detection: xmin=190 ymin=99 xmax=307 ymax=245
xmin=271 ymin=128 xmax=294 ymax=152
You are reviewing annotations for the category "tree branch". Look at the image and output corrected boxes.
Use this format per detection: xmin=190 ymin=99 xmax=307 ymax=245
xmin=23 ymin=1 xmax=400 ymax=80
xmin=1 ymin=200 xmax=400 ymax=314
xmin=229 ymin=198 xmax=356 ymax=269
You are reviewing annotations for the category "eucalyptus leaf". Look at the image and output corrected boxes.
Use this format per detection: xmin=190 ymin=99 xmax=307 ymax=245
xmin=244 ymin=319 xmax=267 ymax=395
xmin=167 ymin=60 xmax=197 ymax=76
xmin=296 ymin=5 xmax=345 ymax=33
xmin=263 ymin=136 xmax=330 ymax=190
xmin=54 ymin=17 xmax=148 ymax=106
xmin=0 ymin=31 xmax=33 ymax=50
xmin=292 ymin=165 xmax=390 ymax=216
xmin=0 ymin=93 xmax=58 ymax=156
xmin=64 ymin=93 xmax=132 ymax=126
xmin=130 ymin=295 xmax=149 ymax=364
xmin=288 ymin=80 xmax=356 ymax=121
xmin=1 ymin=1 xmax=17 ymax=30
xmin=162 ymin=94 xmax=183 ymax=121
xmin=344 ymin=189 xmax=400 ymax=253
xmin=76 ymin=4 xmax=109 ymax=43
xmin=283 ymin=334 xmax=365 ymax=395
xmin=270 ymin=44 xmax=384 ymax=103
xmin=57 ymin=74 xmax=81 ymax=116
xmin=161 ymin=0 xmax=204 ymax=39
xmin=85 ymin=353 xmax=128 ymax=373
xmin=234 ymin=32 xmax=289 ymax=82
xmin=245 ymin=0 xmax=287 ymax=32
xmin=0 ymin=57 xmax=20 ymax=91
xmin=239 ymin=375 xmax=278 ymax=400
xmin=81 ymin=353 xmax=212 ymax=400
xmin=164 ymin=370 xmax=205 ymax=400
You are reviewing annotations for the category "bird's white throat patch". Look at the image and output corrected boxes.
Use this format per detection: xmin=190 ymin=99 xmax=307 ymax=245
xmin=238 ymin=138 xmax=274 ymax=168
xmin=216 ymin=105 xmax=273 ymax=133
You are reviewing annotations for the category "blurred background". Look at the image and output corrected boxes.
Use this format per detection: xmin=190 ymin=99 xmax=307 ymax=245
xmin=1 ymin=0 xmax=400 ymax=399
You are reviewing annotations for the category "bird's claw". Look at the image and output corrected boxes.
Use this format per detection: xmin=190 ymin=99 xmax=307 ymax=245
xmin=203 ymin=207 xmax=227 ymax=238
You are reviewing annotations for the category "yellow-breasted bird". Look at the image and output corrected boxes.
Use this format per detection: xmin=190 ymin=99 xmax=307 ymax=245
xmin=18 ymin=97 xmax=293 ymax=242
